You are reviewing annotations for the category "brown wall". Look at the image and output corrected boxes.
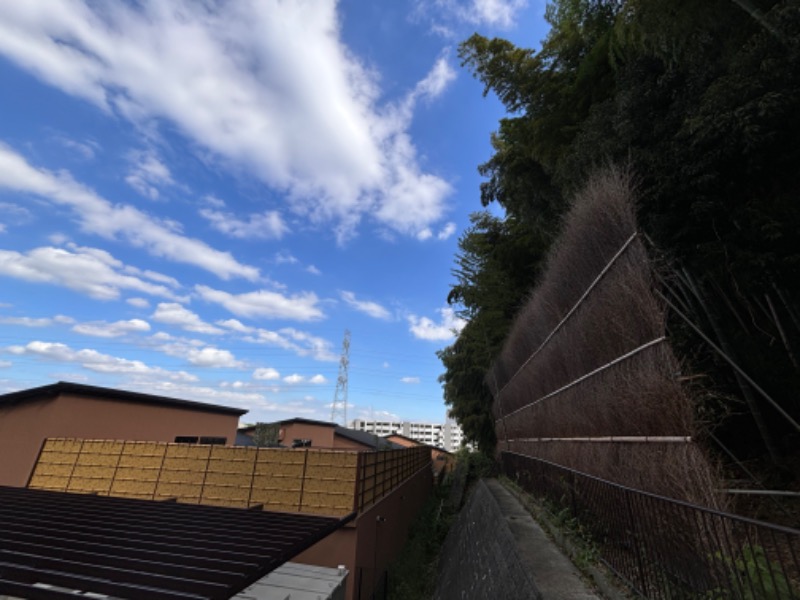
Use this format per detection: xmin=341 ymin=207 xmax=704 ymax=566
xmin=385 ymin=434 xmax=417 ymax=448
xmin=296 ymin=464 xmax=433 ymax=600
xmin=279 ymin=422 xmax=336 ymax=447
xmin=385 ymin=435 xmax=454 ymax=477
xmin=0 ymin=393 xmax=239 ymax=487
xmin=332 ymin=435 xmax=371 ymax=450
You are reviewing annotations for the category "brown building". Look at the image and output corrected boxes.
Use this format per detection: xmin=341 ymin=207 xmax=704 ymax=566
xmin=386 ymin=432 xmax=455 ymax=478
xmin=239 ymin=417 xmax=401 ymax=451
xmin=27 ymin=437 xmax=433 ymax=600
xmin=0 ymin=381 xmax=246 ymax=487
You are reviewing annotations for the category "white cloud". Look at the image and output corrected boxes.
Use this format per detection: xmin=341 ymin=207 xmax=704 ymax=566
xmin=417 ymin=228 xmax=433 ymax=241
xmin=438 ymin=222 xmax=457 ymax=240
xmin=275 ymin=252 xmax=299 ymax=265
xmin=0 ymin=315 xmax=73 ymax=327
xmin=246 ymin=327 xmax=337 ymax=362
xmin=7 ymin=340 xmax=196 ymax=381
xmin=127 ymin=297 xmax=150 ymax=308
xmin=0 ymin=245 xmax=185 ymax=301
xmin=0 ymin=2 xmax=454 ymax=241
xmin=152 ymin=303 xmax=223 ymax=335
xmin=401 ymin=376 xmax=421 ymax=384
xmin=48 ymin=233 xmax=69 ymax=245
xmin=55 ymin=136 xmax=99 ymax=160
xmin=203 ymin=195 xmax=226 ymax=209
xmin=306 ymin=265 xmax=321 ymax=276
xmin=414 ymin=55 xmax=457 ymax=102
xmin=0 ymin=360 xmax=10 ymax=368
xmin=217 ymin=318 xmax=254 ymax=334
xmin=196 ymin=285 xmax=323 ymax=321
xmin=310 ymin=374 xmax=327 ymax=384
xmin=340 ymin=291 xmax=391 ymax=320
xmin=145 ymin=332 xmax=242 ymax=368
xmin=283 ymin=374 xmax=304 ymax=384
xmin=125 ymin=149 xmax=174 ymax=200
xmin=469 ymin=0 xmax=528 ymax=28
xmin=408 ymin=307 xmax=466 ymax=341
xmin=0 ymin=201 xmax=33 ymax=226
xmin=73 ymin=318 xmax=150 ymax=338
xmin=253 ymin=367 xmax=280 ymax=381
xmin=0 ymin=144 xmax=258 ymax=280
xmin=128 ymin=380 xmax=269 ymax=410
xmin=185 ymin=347 xmax=241 ymax=368
xmin=200 ymin=208 xmax=288 ymax=240
xmin=421 ymin=0 xmax=528 ymax=29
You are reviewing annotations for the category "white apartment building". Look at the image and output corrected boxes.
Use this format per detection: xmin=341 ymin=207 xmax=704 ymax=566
xmin=350 ymin=419 xmax=466 ymax=452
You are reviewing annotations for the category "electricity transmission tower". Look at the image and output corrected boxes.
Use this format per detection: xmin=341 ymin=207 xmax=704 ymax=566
xmin=330 ymin=329 xmax=350 ymax=426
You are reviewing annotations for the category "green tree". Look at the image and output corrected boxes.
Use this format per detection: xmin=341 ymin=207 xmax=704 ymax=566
xmin=444 ymin=0 xmax=800 ymax=469
xmin=252 ymin=422 xmax=280 ymax=447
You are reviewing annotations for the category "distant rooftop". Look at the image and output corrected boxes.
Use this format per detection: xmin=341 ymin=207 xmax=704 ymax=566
xmin=239 ymin=418 xmax=404 ymax=450
xmin=0 ymin=381 xmax=248 ymax=416
xmin=385 ymin=432 xmax=453 ymax=454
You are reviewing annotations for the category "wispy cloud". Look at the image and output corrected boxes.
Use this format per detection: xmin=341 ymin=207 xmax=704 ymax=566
xmin=340 ymin=291 xmax=391 ymax=320
xmin=0 ymin=143 xmax=259 ymax=280
xmin=73 ymin=319 xmax=151 ymax=338
xmin=407 ymin=307 xmax=466 ymax=341
xmin=0 ymin=315 xmax=74 ymax=327
xmin=125 ymin=149 xmax=174 ymax=200
xmin=127 ymin=297 xmax=150 ymax=309
xmin=6 ymin=340 xmax=196 ymax=381
xmin=417 ymin=221 xmax=457 ymax=241
xmin=418 ymin=0 xmax=529 ymax=30
xmin=245 ymin=327 xmax=337 ymax=362
xmin=196 ymin=285 xmax=324 ymax=322
xmin=145 ymin=332 xmax=243 ymax=368
xmin=401 ymin=376 xmax=421 ymax=384
xmin=55 ymin=136 xmax=100 ymax=160
xmin=152 ymin=303 xmax=223 ymax=335
xmin=0 ymin=244 xmax=186 ymax=301
xmin=217 ymin=319 xmax=255 ymax=334
xmin=200 ymin=207 xmax=288 ymax=240
xmin=0 ymin=2 xmax=455 ymax=241
xmin=253 ymin=367 xmax=280 ymax=381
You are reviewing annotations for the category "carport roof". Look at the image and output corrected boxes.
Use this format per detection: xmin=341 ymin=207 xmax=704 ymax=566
xmin=0 ymin=485 xmax=354 ymax=600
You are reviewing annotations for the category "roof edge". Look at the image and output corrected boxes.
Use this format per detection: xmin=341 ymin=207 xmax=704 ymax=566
xmin=0 ymin=381 xmax=248 ymax=416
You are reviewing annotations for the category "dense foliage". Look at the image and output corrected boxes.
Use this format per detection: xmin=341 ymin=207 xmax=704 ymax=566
xmin=440 ymin=0 xmax=800 ymax=474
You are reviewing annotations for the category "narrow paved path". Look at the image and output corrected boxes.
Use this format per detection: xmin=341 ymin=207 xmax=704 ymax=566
xmin=484 ymin=478 xmax=601 ymax=599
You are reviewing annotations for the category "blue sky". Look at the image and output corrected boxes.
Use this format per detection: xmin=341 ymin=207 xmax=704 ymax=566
xmin=0 ymin=0 xmax=548 ymax=425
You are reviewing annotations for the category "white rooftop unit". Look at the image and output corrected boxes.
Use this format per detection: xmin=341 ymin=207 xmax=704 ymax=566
xmin=234 ymin=562 xmax=348 ymax=600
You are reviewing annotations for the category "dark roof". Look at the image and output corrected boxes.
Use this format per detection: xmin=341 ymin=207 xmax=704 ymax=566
xmin=0 ymin=381 xmax=248 ymax=416
xmin=335 ymin=426 xmax=404 ymax=450
xmin=235 ymin=431 xmax=257 ymax=446
xmin=0 ymin=485 xmax=353 ymax=600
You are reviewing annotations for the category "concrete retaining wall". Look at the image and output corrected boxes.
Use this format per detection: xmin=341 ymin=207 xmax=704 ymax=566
xmin=434 ymin=479 xmax=540 ymax=600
